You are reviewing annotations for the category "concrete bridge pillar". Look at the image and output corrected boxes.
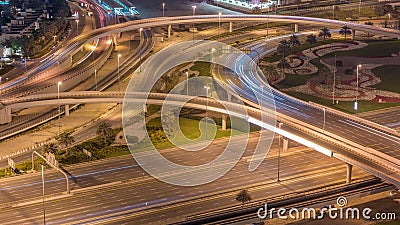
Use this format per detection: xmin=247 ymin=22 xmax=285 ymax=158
xmin=221 ymin=114 xmax=227 ymax=130
xmin=346 ymin=163 xmax=353 ymax=184
xmin=168 ymin=25 xmax=172 ymax=39
xmin=229 ymin=22 xmax=233 ymax=33
xmin=227 ymin=93 xmax=232 ymax=102
xmin=65 ymin=105 xmax=70 ymax=116
xmin=294 ymin=24 xmax=299 ymax=33
xmin=351 ymin=30 xmax=356 ymax=40
xmin=282 ymin=137 xmax=289 ymax=152
xmin=0 ymin=106 xmax=11 ymax=124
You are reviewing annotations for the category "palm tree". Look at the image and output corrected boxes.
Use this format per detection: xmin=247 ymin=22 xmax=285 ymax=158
xmin=306 ymin=34 xmax=317 ymax=44
xmin=58 ymin=131 xmax=75 ymax=148
xmin=318 ymin=27 xmax=331 ymax=40
xmin=289 ymin=34 xmax=301 ymax=53
xmin=236 ymin=189 xmax=252 ymax=207
xmin=264 ymin=64 xmax=279 ymax=81
xmin=277 ymin=40 xmax=291 ymax=57
xmin=43 ymin=143 xmax=58 ymax=155
xmin=96 ymin=122 xmax=114 ymax=144
xmin=339 ymin=26 xmax=351 ymax=40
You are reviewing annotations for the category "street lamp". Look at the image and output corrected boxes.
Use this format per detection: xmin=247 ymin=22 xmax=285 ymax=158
xmin=75 ymin=19 xmax=79 ymax=35
xmin=192 ymin=5 xmax=196 ymax=44
xmin=277 ymin=122 xmax=283 ymax=182
xmin=162 ymin=2 xmax=165 ymax=17
xmin=218 ymin=12 xmax=222 ymax=39
xmin=332 ymin=5 xmax=335 ymax=20
xmin=358 ymin=0 xmax=362 ymax=18
xmin=185 ymin=71 xmax=189 ymax=96
xmin=354 ymin=64 xmax=361 ymax=111
xmin=139 ymin=28 xmax=143 ymax=72
xmin=53 ymin=35 xmax=57 ymax=45
xmin=57 ymin=81 xmax=62 ymax=135
xmin=41 ymin=164 xmax=46 ymax=225
xmin=204 ymin=84 xmax=211 ymax=140
xmin=117 ymin=54 xmax=121 ymax=91
xmin=94 ymin=69 xmax=98 ymax=91
xmin=332 ymin=55 xmax=336 ymax=105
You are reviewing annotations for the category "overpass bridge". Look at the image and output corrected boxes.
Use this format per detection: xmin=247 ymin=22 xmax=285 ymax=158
xmin=1 ymin=91 xmax=399 ymax=188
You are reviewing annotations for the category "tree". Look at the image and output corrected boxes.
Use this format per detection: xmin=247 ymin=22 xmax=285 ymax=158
xmin=43 ymin=143 xmax=58 ymax=155
xmin=318 ymin=27 xmax=331 ymax=40
xmin=339 ymin=26 xmax=351 ymax=40
xmin=289 ymin=34 xmax=301 ymax=53
xmin=264 ymin=64 xmax=279 ymax=81
xmin=306 ymin=34 xmax=317 ymax=44
xmin=57 ymin=131 xmax=75 ymax=148
xmin=236 ymin=189 xmax=252 ymax=206
xmin=277 ymin=40 xmax=291 ymax=57
xmin=96 ymin=122 xmax=114 ymax=144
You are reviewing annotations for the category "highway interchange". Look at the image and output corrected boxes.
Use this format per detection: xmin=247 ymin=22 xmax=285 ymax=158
xmin=0 ymin=0 xmax=399 ymax=224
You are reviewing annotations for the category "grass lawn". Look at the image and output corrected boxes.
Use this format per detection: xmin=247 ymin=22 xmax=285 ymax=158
xmin=145 ymin=116 xmax=248 ymax=150
xmin=372 ymin=65 xmax=400 ymax=94
xmin=190 ymin=61 xmax=211 ymax=77
xmin=285 ymin=91 xmax=400 ymax=114
xmin=324 ymin=40 xmax=400 ymax=58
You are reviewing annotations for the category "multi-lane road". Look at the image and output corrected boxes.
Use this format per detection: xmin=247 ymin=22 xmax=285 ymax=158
xmin=0 ymin=133 xmax=369 ymax=224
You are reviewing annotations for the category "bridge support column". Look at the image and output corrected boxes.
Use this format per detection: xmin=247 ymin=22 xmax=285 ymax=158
xmin=351 ymin=30 xmax=356 ymax=40
xmin=113 ymin=34 xmax=118 ymax=46
xmin=282 ymin=137 xmax=289 ymax=152
xmin=221 ymin=114 xmax=227 ymax=130
xmin=294 ymin=24 xmax=299 ymax=33
xmin=346 ymin=163 xmax=353 ymax=184
xmin=0 ymin=106 xmax=11 ymax=124
xmin=65 ymin=105 xmax=70 ymax=116
xmin=143 ymin=104 xmax=147 ymax=113
xmin=168 ymin=25 xmax=172 ymax=39
xmin=229 ymin=22 xmax=233 ymax=33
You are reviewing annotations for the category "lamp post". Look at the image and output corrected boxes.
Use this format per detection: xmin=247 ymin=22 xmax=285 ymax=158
xmin=277 ymin=122 xmax=283 ymax=182
xmin=358 ymin=0 xmax=361 ymax=18
xmin=75 ymin=19 xmax=79 ymax=35
xmin=94 ymin=69 xmax=98 ymax=91
xmin=117 ymin=54 xmax=121 ymax=91
xmin=139 ymin=28 xmax=143 ymax=72
xmin=41 ymin=164 xmax=46 ymax=225
xmin=185 ymin=71 xmax=189 ymax=96
xmin=162 ymin=2 xmax=165 ymax=17
xmin=57 ymin=81 xmax=62 ymax=136
xmin=332 ymin=5 xmax=335 ymax=20
xmin=218 ymin=12 xmax=222 ymax=39
xmin=204 ymin=85 xmax=210 ymax=140
xmin=53 ymin=35 xmax=57 ymax=45
xmin=355 ymin=64 xmax=361 ymax=111
xmin=192 ymin=5 xmax=196 ymax=44
xmin=332 ymin=55 xmax=336 ymax=105
xmin=322 ymin=107 xmax=326 ymax=131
